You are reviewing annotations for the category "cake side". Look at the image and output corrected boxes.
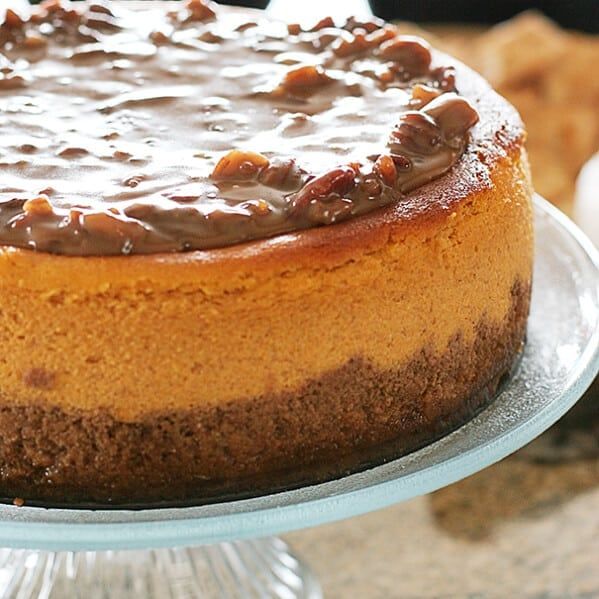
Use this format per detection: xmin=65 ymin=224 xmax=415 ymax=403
xmin=0 ymin=144 xmax=533 ymax=504
xmin=0 ymin=278 xmax=529 ymax=505
xmin=0 ymin=145 xmax=532 ymax=420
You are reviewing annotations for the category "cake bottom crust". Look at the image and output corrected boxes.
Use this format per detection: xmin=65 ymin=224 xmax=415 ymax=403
xmin=0 ymin=280 xmax=530 ymax=507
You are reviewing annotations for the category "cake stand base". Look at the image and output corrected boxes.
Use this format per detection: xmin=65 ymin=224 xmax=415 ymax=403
xmin=0 ymin=538 xmax=322 ymax=599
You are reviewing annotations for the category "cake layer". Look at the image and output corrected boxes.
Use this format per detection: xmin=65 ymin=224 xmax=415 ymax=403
xmin=0 ymin=277 xmax=529 ymax=505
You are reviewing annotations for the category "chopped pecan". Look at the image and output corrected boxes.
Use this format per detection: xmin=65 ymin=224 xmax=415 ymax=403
xmin=242 ymin=199 xmax=271 ymax=216
xmin=410 ymin=83 xmax=442 ymax=108
xmin=22 ymin=34 xmax=48 ymax=49
xmin=305 ymin=197 xmax=354 ymax=224
xmin=422 ymin=93 xmax=479 ymax=141
xmin=88 ymin=2 xmax=114 ymax=16
xmin=281 ymin=65 xmax=333 ymax=90
xmin=373 ymin=155 xmax=397 ymax=186
xmin=365 ymin=26 xmax=397 ymax=47
xmin=291 ymin=166 xmax=356 ymax=212
xmin=183 ymin=0 xmax=216 ymax=22
xmin=343 ymin=16 xmax=385 ymax=34
xmin=287 ymin=23 xmax=301 ymax=36
xmin=150 ymin=30 xmax=170 ymax=45
xmin=388 ymin=112 xmax=441 ymax=156
xmin=211 ymin=150 xmax=269 ymax=181
xmin=3 ymin=9 xmax=24 ymax=29
xmin=309 ymin=16 xmax=335 ymax=32
xmin=333 ymin=31 xmax=370 ymax=57
xmin=360 ymin=175 xmax=383 ymax=198
xmin=379 ymin=36 xmax=432 ymax=75
xmin=23 ymin=195 xmax=53 ymax=216
xmin=259 ymin=158 xmax=304 ymax=190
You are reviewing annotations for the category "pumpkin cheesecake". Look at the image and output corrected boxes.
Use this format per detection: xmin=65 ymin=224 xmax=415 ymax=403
xmin=0 ymin=0 xmax=533 ymax=505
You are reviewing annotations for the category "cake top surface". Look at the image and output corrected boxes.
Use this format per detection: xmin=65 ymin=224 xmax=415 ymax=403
xmin=0 ymin=0 xmax=485 ymax=256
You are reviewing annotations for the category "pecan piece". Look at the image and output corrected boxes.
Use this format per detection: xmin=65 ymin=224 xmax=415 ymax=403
xmin=365 ymin=26 xmax=398 ymax=47
xmin=88 ymin=2 xmax=114 ymax=16
xmin=343 ymin=16 xmax=385 ymax=33
xmin=422 ymin=93 xmax=479 ymax=142
xmin=291 ymin=166 xmax=356 ymax=212
xmin=185 ymin=0 xmax=216 ymax=22
xmin=259 ymin=158 xmax=304 ymax=190
xmin=409 ymin=83 xmax=442 ymax=108
xmin=388 ymin=112 xmax=441 ymax=156
xmin=23 ymin=195 xmax=53 ymax=216
xmin=333 ymin=31 xmax=370 ymax=57
xmin=306 ymin=197 xmax=354 ymax=224
xmin=211 ymin=150 xmax=269 ymax=181
xmin=3 ymin=9 xmax=24 ymax=29
xmin=287 ymin=23 xmax=301 ymax=36
xmin=309 ymin=16 xmax=335 ymax=32
xmin=379 ymin=36 xmax=432 ymax=75
xmin=281 ymin=65 xmax=333 ymax=90
xmin=373 ymin=155 xmax=397 ymax=186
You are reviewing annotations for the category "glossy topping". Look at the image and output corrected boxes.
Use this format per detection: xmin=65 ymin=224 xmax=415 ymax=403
xmin=0 ymin=0 xmax=479 ymax=255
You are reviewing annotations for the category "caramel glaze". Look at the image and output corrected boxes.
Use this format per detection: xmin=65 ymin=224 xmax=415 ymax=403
xmin=0 ymin=0 xmax=480 ymax=256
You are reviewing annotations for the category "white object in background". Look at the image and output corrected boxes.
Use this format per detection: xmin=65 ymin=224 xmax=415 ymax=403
xmin=574 ymin=152 xmax=599 ymax=248
xmin=267 ymin=0 xmax=373 ymax=23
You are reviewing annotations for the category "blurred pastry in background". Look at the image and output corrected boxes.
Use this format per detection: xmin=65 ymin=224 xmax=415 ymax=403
xmin=425 ymin=12 xmax=599 ymax=214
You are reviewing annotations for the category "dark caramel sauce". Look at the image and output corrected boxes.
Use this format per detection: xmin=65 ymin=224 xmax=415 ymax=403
xmin=0 ymin=0 xmax=478 ymax=255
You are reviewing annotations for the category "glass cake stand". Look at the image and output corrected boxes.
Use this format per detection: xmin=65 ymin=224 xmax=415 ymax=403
xmin=0 ymin=195 xmax=597 ymax=598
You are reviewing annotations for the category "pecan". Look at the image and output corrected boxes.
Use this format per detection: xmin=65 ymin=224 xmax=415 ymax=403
xmin=378 ymin=36 xmax=432 ymax=75
xmin=259 ymin=158 xmax=303 ymax=190
xmin=360 ymin=175 xmax=383 ymax=198
xmin=373 ymin=155 xmax=397 ymax=186
xmin=309 ymin=16 xmax=335 ymax=32
xmin=242 ymin=199 xmax=271 ymax=216
xmin=343 ymin=16 xmax=385 ymax=34
xmin=410 ymin=83 xmax=442 ymax=108
xmin=22 ymin=34 xmax=48 ymax=49
xmin=422 ymin=93 xmax=479 ymax=142
xmin=235 ymin=21 xmax=258 ymax=32
xmin=388 ymin=112 xmax=441 ymax=156
xmin=287 ymin=23 xmax=301 ymax=36
xmin=185 ymin=0 xmax=216 ymax=22
xmin=281 ymin=65 xmax=333 ymax=90
xmin=332 ymin=31 xmax=370 ymax=58
xmin=88 ymin=2 xmax=114 ymax=16
xmin=3 ymin=9 xmax=24 ymax=29
xmin=431 ymin=66 xmax=456 ymax=92
xmin=198 ymin=30 xmax=223 ymax=44
xmin=39 ymin=0 xmax=64 ymax=13
xmin=149 ymin=30 xmax=170 ymax=45
xmin=365 ymin=26 xmax=397 ymax=47
xmin=23 ymin=195 xmax=53 ymax=216
xmin=291 ymin=166 xmax=356 ymax=212
xmin=305 ymin=197 xmax=353 ymax=225
xmin=211 ymin=150 xmax=269 ymax=181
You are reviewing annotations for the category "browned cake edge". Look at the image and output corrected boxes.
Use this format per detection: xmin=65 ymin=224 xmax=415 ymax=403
xmin=0 ymin=278 xmax=530 ymax=507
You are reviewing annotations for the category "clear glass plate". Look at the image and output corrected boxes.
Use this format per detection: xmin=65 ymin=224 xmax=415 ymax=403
xmin=0 ymin=195 xmax=597 ymax=553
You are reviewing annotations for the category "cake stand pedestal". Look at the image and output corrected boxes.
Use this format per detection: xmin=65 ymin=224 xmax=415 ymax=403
xmin=0 ymin=196 xmax=597 ymax=599
xmin=0 ymin=540 xmax=321 ymax=598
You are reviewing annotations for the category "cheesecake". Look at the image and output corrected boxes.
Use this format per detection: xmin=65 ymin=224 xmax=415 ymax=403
xmin=0 ymin=0 xmax=533 ymax=505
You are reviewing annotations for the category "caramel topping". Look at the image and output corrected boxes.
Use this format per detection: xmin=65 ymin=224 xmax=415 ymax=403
xmin=0 ymin=0 xmax=478 ymax=256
